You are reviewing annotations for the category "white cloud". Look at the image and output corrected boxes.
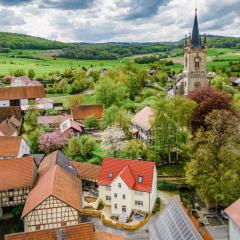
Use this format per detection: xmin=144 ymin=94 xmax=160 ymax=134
xmin=0 ymin=0 xmax=239 ymax=42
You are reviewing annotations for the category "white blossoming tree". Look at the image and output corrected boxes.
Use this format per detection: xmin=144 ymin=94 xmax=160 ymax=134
xmin=101 ymin=125 xmax=125 ymax=156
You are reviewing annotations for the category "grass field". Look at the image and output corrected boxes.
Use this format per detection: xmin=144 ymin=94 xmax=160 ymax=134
xmin=0 ymin=48 xmax=239 ymax=77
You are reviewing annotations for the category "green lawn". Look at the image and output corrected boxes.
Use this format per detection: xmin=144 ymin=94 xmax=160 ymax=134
xmin=157 ymin=164 xmax=185 ymax=177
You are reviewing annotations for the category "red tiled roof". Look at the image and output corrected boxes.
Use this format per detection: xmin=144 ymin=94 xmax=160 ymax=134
xmin=22 ymin=165 xmax=82 ymax=217
xmin=72 ymin=105 xmax=103 ymax=121
xmin=0 ymin=86 xmax=45 ymax=100
xmin=0 ymin=136 xmax=26 ymax=158
xmin=131 ymin=106 xmax=155 ymax=131
xmin=0 ymin=106 xmax=21 ymax=123
xmin=95 ymin=231 xmax=127 ymax=240
xmin=225 ymin=198 xmax=240 ymax=227
xmin=98 ymin=158 xmax=155 ymax=192
xmin=72 ymin=161 xmax=100 ymax=181
xmin=37 ymin=115 xmax=72 ymax=125
xmin=0 ymin=156 xmax=36 ymax=190
xmin=5 ymin=222 xmax=95 ymax=240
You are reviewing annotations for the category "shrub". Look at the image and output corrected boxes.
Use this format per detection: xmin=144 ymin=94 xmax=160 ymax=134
xmin=157 ymin=180 xmax=177 ymax=191
xmin=97 ymin=199 xmax=104 ymax=210
xmin=84 ymin=117 xmax=98 ymax=129
xmin=152 ymin=197 xmax=161 ymax=214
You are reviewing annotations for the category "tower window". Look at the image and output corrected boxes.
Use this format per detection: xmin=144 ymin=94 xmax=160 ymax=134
xmin=195 ymin=57 xmax=200 ymax=69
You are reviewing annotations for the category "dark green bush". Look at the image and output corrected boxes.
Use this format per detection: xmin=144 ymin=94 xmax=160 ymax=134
xmin=157 ymin=180 xmax=177 ymax=191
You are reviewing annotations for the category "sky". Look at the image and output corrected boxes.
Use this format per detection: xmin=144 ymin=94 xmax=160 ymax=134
xmin=0 ymin=0 xmax=239 ymax=43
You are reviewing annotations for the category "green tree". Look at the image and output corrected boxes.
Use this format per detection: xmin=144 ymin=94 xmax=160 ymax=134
xmin=28 ymin=68 xmax=35 ymax=79
xmin=185 ymin=110 xmax=240 ymax=207
xmin=84 ymin=117 xmax=98 ymax=129
xmin=13 ymin=69 xmax=26 ymax=77
xmin=65 ymin=135 xmax=97 ymax=162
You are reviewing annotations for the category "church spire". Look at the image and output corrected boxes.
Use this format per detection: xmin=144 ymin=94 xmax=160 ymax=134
xmin=191 ymin=8 xmax=202 ymax=48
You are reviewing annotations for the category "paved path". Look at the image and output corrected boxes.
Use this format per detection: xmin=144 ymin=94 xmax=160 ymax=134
xmin=81 ymin=191 xmax=179 ymax=240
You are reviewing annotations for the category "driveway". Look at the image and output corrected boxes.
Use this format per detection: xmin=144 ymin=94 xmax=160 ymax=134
xmin=81 ymin=191 xmax=178 ymax=240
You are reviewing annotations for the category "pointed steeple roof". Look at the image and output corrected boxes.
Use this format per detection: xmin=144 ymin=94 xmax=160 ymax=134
xmin=191 ymin=9 xmax=202 ymax=48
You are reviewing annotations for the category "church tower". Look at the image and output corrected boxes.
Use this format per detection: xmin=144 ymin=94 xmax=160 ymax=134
xmin=182 ymin=9 xmax=208 ymax=95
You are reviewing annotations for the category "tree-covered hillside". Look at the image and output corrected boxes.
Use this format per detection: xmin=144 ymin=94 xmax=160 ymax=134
xmin=0 ymin=32 xmax=74 ymax=50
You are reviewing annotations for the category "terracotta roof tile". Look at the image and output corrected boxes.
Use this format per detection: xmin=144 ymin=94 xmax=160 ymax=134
xmin=0 ymin=156 xmax=35 ymax=190
xmin=72 ymin=105 xmax=103 ymax=121
xmin=72 ymin=161 xmax=100 ymax=182
xmin=0 ymin=106 xmax=21 ymax=123
xmin=131 ymin=106 xmax=155 ymax=131
xmin=95 ymin=231 xmax=127 ymax=240
xmin=5 ymin=222 xmax=95 ymax=240
xmin=98 ymin=158 xmax=155 ymax=192
xmin=225 ymin=198 xmax=240 ymax=227
xmin=0 ymin=86 xmax=45 ymax=100
xmin=22 ymin=165 xmax=82 ymax=217
xmin=0 ymin=136 xmax=26 ymax=158
xmin=37 ymin=115 xmax=72 ymax=125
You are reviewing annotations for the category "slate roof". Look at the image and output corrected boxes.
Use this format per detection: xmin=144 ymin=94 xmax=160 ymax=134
xmin=98 ymin=157 xmax=155 ymax=192
xmin=72 ymin=161 xmax=100 ymax=182
xmin=131 ymin=106 xmax=155 ymax=131
xmin=0 ymin=156 xmax=36 ymax=191
xmin=191 ymin=9 xmax=202 ymax=48
xmin=22 ymin=165 xmax=82 ymax=217
xmin=148 ymin=198 xmax=203 ymax=240
xmin=71 ymin=105 xmax=103 ymax=121
xmin=225 ymin=198 xmax=240 ymax=227
xmin=0 ymin=86 xmax=45 ymax=100
xmin=0 ymin=136 xmax=26 ymax=158
xmin=38 ymin=150 xmax=77 ymax=176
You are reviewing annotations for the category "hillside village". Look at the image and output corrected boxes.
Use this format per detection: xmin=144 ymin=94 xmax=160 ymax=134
xmin=0 ymin=7 xmax=240 ymax=240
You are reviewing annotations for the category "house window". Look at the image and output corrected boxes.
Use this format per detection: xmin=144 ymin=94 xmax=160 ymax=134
xmin=118 ymin=183 xmax=121 ymax=188
xmin=35 ymin=225 xmax=41 ymax=231
xmin=114 ymin=193 xmax=117 ymax=198
xmin=61 ymin=221 xmax=67 ymax=227
xmin=135 ymin=200 xmax=143 ymax=206
xmin=114 ymin=204 xmax=117 ymax=209
xmin=122 ymin=194 xmax=125 ymax=200
xmin=106 ymin=196 xmax=111 ymax=201
xmin=122 ymin=206 xmax=126 ymax=212
xmin=9 ymin=196 xmax=14 ymax=202
xmin=108 ymin=172 xmax=113 ymax=178
xmin=62 ymin=123 xmax=67 ymax=130
xmin=138 ymin=176 xmax=143 ymax=184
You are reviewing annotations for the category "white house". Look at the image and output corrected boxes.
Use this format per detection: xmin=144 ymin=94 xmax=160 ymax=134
xmin=60 ymin=118 xmax=84 ymax=135
xmin=225 ymin=198 xmax=240 ymax=240
xmin=98 ymin=157 xmax=157 ymax=221
xmin=0 ymin=136 xmax=30 ymax=159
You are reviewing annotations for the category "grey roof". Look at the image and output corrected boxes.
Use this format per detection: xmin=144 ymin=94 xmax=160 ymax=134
xmin=148 ymin=198 xmax=202 ymax=240
xmin=191 ymin=9 xmax=202 ymax=48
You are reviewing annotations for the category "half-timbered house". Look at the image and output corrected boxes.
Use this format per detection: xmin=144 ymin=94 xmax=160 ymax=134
xmin=22 ymin=165 xmax=82 ymax=232
xmin=0 ymin=156 xmax=37 ymax=217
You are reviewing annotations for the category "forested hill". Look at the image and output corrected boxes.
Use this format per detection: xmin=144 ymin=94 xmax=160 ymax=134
xmin=0 ymin=32 xmax=74 ymax=50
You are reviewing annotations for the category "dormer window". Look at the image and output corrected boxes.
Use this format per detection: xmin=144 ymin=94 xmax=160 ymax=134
xmin=138 ymin=176 xmax=143 ymax=184
xmin=108 ymin=172 xmax=113 ymax=178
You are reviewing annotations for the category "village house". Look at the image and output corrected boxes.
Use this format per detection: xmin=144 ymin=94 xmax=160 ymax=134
xmin=22 ymin=165 xmax=82 ymax=232
xmin=60 ymin=118 xmax=85 ymax=135
xmin=71 ymin=104 xmax=103 ymax=123
xmin=73 ymin=162 xmax=100 ymax=193
xmin=0 ymin=116 xmax=21 ymax=136
xmin=0 ymin=136 xmax=30 ymax=159
xmin=37 ymin=114 xmax=72 ymax=129
xmin=130 ymin=106 xmax=156 ymax=145
xmin=0 ymin=85 xmax=45 ymax=107
xmin=225 ymin=198 xmax=240 ymax=240
xmin=98 ymin=157 xmax=157 ymax=222
xmin=0 ymin=106 xmax=22 ymax=123
xmin=0 ymin=156 xmax=37 ymax=217
xmin=4 ymin=222 xmax=127 ymax=240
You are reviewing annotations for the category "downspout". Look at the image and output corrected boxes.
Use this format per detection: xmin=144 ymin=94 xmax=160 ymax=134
xmin=149 ymin=192 xmax=150 ymax=212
